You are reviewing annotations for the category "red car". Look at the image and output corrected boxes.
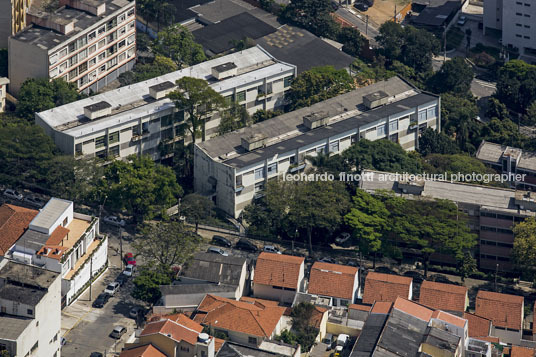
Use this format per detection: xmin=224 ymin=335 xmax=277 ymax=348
xmin=124 ymin=252 xmax=136 ymax=266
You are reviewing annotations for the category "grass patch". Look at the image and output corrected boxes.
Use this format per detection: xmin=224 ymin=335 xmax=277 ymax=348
xmin=446 ymin=26 xmax=464 ymax=51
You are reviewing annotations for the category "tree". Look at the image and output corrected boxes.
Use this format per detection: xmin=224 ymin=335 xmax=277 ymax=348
xmin=496 ymin=60 xmax=536 ymax=113
xmin=417 ymin=128 xmax=459 ymax=156
xmin=252 ymin=109 xmax=282 ymax=124
xmin=180 ymin=194 xmax=215 ymax=233
xmin=422 ymin=154 xmax=497 ymax=184
xmin=376 ymin=21 xmax=405 ymax=60
xmin=486 ymin=97 xmax=510 ymax=121
xmin=345 ymin=190 xmax=389 ymax=268
xmin=512 ymin=217 xmax=536 ymax=272
xmin=286 ymin=66 xmax=354 ymax=111
xmin=132 ymin=265 xmax=173 ymax=304
xmin=523 ymin=100 xmax=536 ymax=125
xmin=152 ymin=25 xmax=206 ymax=67
xmin=217 ymin=101 xmax=251 ymax=135
xmin=98 ymin=155 xmax=183 ymax=222
xmin=337 ymin=27 xmax=365 ymax=57
xmin=281 ymin=0 xmax=339 ymax=38
xmin=440 ymin=93 xmax=481 ymax=153
xmin=167 ymin=77 xmax=227 ymax=143
xmin=457 ymin=251 xmax=477 ymax=282
xmin=16 ymin=78 xmax=81 ymax=120
xmin=275 ymin=330 xmax=298 ymax=345
xmin=428 ymin=57 xmax=473 ymax=95
xmin=133 ymin=221 xmax=200 ymax=267
xmin=290 ymin=303 xmax=321 ymax=352
xmin=481 ymin=117 xmax=525 ymax=148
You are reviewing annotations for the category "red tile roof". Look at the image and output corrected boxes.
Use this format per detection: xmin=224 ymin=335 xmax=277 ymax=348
xmin=475 ymin=336 xmax=499 ymax=344
xmin=431 ymin=310 xmax=466 ymax=328
xmin=419 ymin=281 xmax=467 ymax=313
xmin=475 ymin=290 xmax=524 ymax=330
xmin=195 ymin=294 xmax=286 ymax=337
xmin=463 ymin=312 xmax=492 ymax=338
xmin=0 ymin=204 xmax=38 ymax=256
xmin=119 ymin=344 xmax=166 ymax=357
xmin=45 ymin=225 xmax=70 ymax=246
xmin=254 ymin=253 xmax=304 ymax=289
xmin=349 ymin=304 xmax=372 ymax=312
xmin=393 ymin=297 xmax=433 ymax=322
xmin=511 ymin=346 xmax=536 ymax=357
xmin=214 ymin=338 xmax=225 ymax=352
xmin=363 ymin=272 xmax=412 ymax=304
xmin=308 ymin=262 xmax=358 ymax=300
xmin=310 ymin=306 xmax=328 ymax=329
xmin=140 ymin=319 xmax=200 ymax=345
xmin=371 ymin=302 xmax=393 ymax=314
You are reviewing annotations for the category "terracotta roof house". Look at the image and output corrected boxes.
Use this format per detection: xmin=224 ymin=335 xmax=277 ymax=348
xmin=122 ymin=315 xmax=216 ymax=357
xmin=475 ymin=290 xmax=524 ymax=345
xmin=362 ymin=272 xmax=412 ymax=304
xmin=0 ymin=204 xmax=38 ymax=256
xmin=193 ymin=294 xmax=286 ymax=346
xmin=463 ymin=312 xmax=492 ymax=338
xmin=510 ymin=346 xmax=536 ymax=357
xmin=419 ymin=281 xmax=468 ymax=314
xmin=371 ymin=302 xmax=393 ymax=315
xmin=253 ymin=253 xmax=305 ymax=303
xmin=308 ymin=262 xmax=359 ymax=307
xmin=349 ymin=304 xmax=371 ymax=321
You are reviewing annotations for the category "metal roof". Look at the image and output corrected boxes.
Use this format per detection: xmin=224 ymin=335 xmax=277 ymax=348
xmin=29 ymin=198 xmax=72 ymax=232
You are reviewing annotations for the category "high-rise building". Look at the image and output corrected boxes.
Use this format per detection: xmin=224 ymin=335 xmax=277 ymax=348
xmin=0 ymin=0 xmax=31 ymax=48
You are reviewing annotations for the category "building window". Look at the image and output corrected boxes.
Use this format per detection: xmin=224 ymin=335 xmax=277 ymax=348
xmin=79 ymin=61 xmax=88 ymax=73
xmin=98 ymin=52 xmax=106 ymax=61
xmin=389 ymin=120 xmax=398 ymax=132
xmin=128 ymin=21 xmax=135 ymax=31
xmin=267 ymin=162 xmax=277 ymax=175
xmin=96 ymin=149 xmax=107 ymax=159
xmin=127 ymin=8 xmax=135 ymax=17
xmin=99 ymin=64 xmax=106 ymax=74
xmin=316 ymin=146 xmax=325 ymax=154
xmin=50 ymin=67 xmax=59 ymax=77
xmin=107 ymin=18 xmax=117 ymax=30
xmin=98 ymin=25 xmax=106 ymax=35
xmin=142 ymin=122 xmax=149 ymax=133
xmin=79 ymin=49 xmax=88 ymax=61
xmin=118 ymin=26 xmax=126 ymax=36
xmin=284 ymin=75 xmax=293 ymax=87
xmin=109 ymin=145 xmax=120 ymax=158
xmin=68 ymin=68 xmax=78 ymax=80
xmin=127 ymin=34 xmax=135 ymax=45
xmin=427 ymin=106 xmax=437 ymax=118
xmin=236 ymin=90 xmax=246 ymax=102
xmin=95 ymin=135 xmax=106 ymax=148
xmin=389 ymin=132 xmax=399 ymax=142
xmin=27 ymin=309 xmax=33 ymax=315
xmin=88 ymin=31 xmax=97 ymax=42
xmin=266 ymin=82 xmax=273 ymax=94
xmin=180 ymin=346 xmax=190 ymax=352
xmin=98 ymin=39 xmax=106 ymax=49
xmin=329 ymin=141 xmax=339 ymax=152
xmin=69 ymin=54 xmax=78 ymax=67
xmin=118 ymin=39 xmax=126 ymax=48
xmin=418 ymin=110 xmax=427 ymax=122
xmin=59 ymin=47 xmax=68 ymax=58
xmin=107 ymin=57 xmax=118 ymax=69
xmin=78 ymin=36 xmax=87 ymax=48
xmin=118 ymin=52 xmax=126 ymax=63
xmin=255 ymin=167 xmax=265 ymax=180
xmin=68 ymin=42 xmax=77 ymax=53
xmin=108 ymin=131 xmax=119 ymax=144
xmin=49 ymin=53 xmax=58 ymax=65
xmin=377 ymin=124 xmax=386 ymax=136
xmin=248 ymin=337 xmax=257 ymax=344
xmin=88 ymin=44 xmax=97 ymax=55
xmin=89 ymin=57 xmax=97 ymax=67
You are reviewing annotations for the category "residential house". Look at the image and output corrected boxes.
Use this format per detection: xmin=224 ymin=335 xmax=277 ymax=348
xmin=6 ymin=198 xmax=107 ymax=306
xmin=0 ymin=78 xmax=8 ymax=112
xmin=419 ymin=281 xmax=469 ymax=315
xmin=253 ymin=253 xmax=304 ymax=304
xmin=464 ymin=312 xmax=493 ymax=339
xmin=156 ymin=253 xmax=249 ymax=313
xmin=193 ymin=294 xmax=286 ymax=346
xmin=360 ymin=169 xmax=536 ymax=271
xmin=0 ymin=204 xmax=38 ymax=257
xmin=307 ymin=262 xmax=359 ymax=307
xmin=120 ymin=344 xmax=166 ymax=357
xmin=362 ymin=272 xmax=412 ymax=304
xmin=310 ymin=306 xmax=328 ymax=342
xmin=216 ymin=341 xmax=300 ymax=357
xmin=0 ymin=261 xmax=62 ymax=357
xmin=348 ymin=304 xmax=371 ymax=322
xmin=35 ymin=45 xmax=296 ymax=161
xmin=509 ymin=346 xmax=536 ymax=357
xmin=475 ymin=290 xmax=524 ymax=345
xmin=195 ymin=76 xmax=441 ymax=218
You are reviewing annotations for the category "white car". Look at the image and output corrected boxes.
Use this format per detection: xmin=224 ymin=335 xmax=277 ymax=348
xmin=457 ymin=15 xmax=466 ymax=25
xmin=263 ymin=245 xmax=282 ymax=254
xmin=207 ymin=247 xmax=229 ymax=256
xmin=123 ymin=264 xmax=135 ymax=276
xmin=103 ymin=215 xmax=126 ymax=227
xmin=4 ymin=189 xmax=23 ymax=201
xmin=104 ymin=282 xmax=120 ymax=296
xmin=335 ymin=232 xmax=351 ymax=245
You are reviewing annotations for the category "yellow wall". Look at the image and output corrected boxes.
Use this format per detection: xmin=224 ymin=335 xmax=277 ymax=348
xmin=326 ymin=322 xmax=360 ymax=337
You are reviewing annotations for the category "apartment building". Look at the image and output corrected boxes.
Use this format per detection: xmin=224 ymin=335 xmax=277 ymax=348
xmin=194 ymin=76 xmax=441 ymax=218
xmin=0 ymin=78 xmax=8 ymax=112
xmin=36 ymin=45 xmax=296 ymax=161
xmin=8 ymin=0 xmax=136 ymax=95
xmin=0 ymin=0 xmax=31 ymax=48
xmin=359 ymin=170 xmax=536 ymax=271
xmin=0 ymin=261 xmax=62 ymax=357
xmin=483 ymin=0 xmax=536 ymax=60
xmin=5 ymin=198 xmax=107 ymax=307
xmin=476 ymin=141 xmax=536 ymax=191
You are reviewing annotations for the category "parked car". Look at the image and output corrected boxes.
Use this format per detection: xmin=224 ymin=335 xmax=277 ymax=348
xmin=24 ymin=195 xmax=45 ymax=208
xmin=457 ymin=15 xmax=466 ymax=25
xmin=335 ymin=232 xmax=351 ymax=245
xmin=90 ymin=353 xmax=104 ymax=357
xmin=92 ymin=293 xmax=110 ymax=308
xmin=375 ymin=266 xmax=396 ymax=275
xmin=337 ymin=334 xmax=349 ymax=347
xmin=130 ymin=306 xmax=145 ymax=319
xmin=103 ymin=215 xmax=126 ymax=227
xmin=104 ymin=282 xmax=120 ymax=296
xmin=207 ymin=247 xmax=229 ymax=256
xmin=212 ymin=235 xmax=232 ymax=247
xmin=110 ymin=325 xmax=127 ymax=339
xmin=319 ymin=257 xmax=337 ymax=264
xmin=60 ymin=337 xmax=66 ymax=346
xmin=263 ymin=245 xmax=281 ymax=254
xmin=323 ymin=333 xmax=335 ymax=350
xmin=403 ymin=270 xmax=424 ymax=284
xmin=123 ymin=264 xmax=135 ymax=277
xmin=115 ymin=273 xmax=129 ymax=286
xmin=3 ymin=189 xmax=23 ymax=201
xmin=235 ymin=238 xmax=258 ymax=252
xmin=124 ymin=252 xmax=136 ymax=266
xmin=354 ymin=2 xmax=368 ymax=11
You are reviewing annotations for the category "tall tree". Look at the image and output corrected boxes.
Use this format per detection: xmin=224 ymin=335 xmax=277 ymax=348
xmin=337 ymin=27 xmax=365 ymax=57
xmin=281 ymin=0 xmax=339 ymax=39
xmin=168 ymin=77 xmax=227 ymax=143
xmin=132 ymin=264 xmax=173 ymax=304
xmin=180 ymin=193 xmax=215 ymax=233
xmin=217 ymin=101 xmax=251 ymax=135
xmin=496 ymin=60 xmax=536 ymax=113
xmin=417 ymin=128 xmax=459 ymax=156
xmin=133 ymin=221 xmax=200 ymax=267
xmin=119 ymin=55 xmax=178 ymax=86
xmin=512 ymin=217 xmax=536 ymax=273
xmin=153 ymin=25 xmax=206 ymax=67
xmin=427 ymin=57 xmax=473 ymax=95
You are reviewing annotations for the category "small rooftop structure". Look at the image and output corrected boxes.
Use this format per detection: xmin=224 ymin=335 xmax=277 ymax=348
xmin=84 ymin=101 xmax=112 ymax=120
xmin=476 ymin=141 xmax=536 ymax=172
xmin=0 ymin=260 xmax=59 ymax=290
xmin=28 ymin=198 xmax=72 ymax=235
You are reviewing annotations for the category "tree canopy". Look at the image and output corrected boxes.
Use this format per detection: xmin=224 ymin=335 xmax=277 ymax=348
xmin=496 ymin=59 xmax=536 ymax=114
xmin=180 ymin=193 xmax=215 ymax=232
xmin=132 ymin=264 xmax=174 ymax=304
xmin=152 ymin=25 xmax=207 ymax=67
xmin=427 ymin=57 xmax=474 ymax=95
xmin=512 ymin=217 xmax=536 ymax=274
xmin=417 ymin=128 xmax=459 ymax=156
xmin=281 ymin=0 xmax=339 ymax=39
xmin=119 ymin=55 xmax=178 ymax=86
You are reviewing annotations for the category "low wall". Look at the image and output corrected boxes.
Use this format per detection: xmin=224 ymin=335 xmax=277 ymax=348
xmin=326 ymin=322 xmax=361 ymax=337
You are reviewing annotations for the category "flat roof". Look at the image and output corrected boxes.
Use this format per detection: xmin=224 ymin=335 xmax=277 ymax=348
xmin=192 ymin=0 xmax=253 ymax=23
xmin=17 ymin=229 xmax=50 ymax=252
xmin=476 ymin=141 xmax=536 ymax=172
xmin=0 ymin=315 xmax=33 ymax=341
xmin=37 ymin=46 xmax=295 ymax=138
xmin=29 ymin=198 xmax=72 ymax=231
xmin=412 ymin=0 xmax=461 ymax=26
xmin=11 ymin=0 xmax=131 ymax=50
xmin=0 ymin=284 xmax=47 ymax=306
xmin=0 ymin=260 xmax=59 ymax=289
xmin=161 ymin=283 xmax=237 ymax=295
xmin=168 ymin=0 xmax=213 ymax=22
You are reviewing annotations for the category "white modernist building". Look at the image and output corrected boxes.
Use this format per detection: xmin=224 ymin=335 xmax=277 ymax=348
xmin=36 ymin=45 xmax=296 ymax=161
xmin=194 ymin=76 xmax=441 ymax=218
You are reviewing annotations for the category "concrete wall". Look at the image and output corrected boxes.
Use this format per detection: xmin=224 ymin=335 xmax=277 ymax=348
xmin=492 ymin=327 xmax=522 ymax=345
xmin=8 ymin=36 xmax=49 ymax=95
xmin=253 ymin=284 xmax=297 ymax=304
xmin=161 ymin=289 xmax=239 ymax=310
xmin=501 ymin=0 xmax=536 ymax=54
xmin=326 ymin=322 xmax=361 ymax=337
xmin=0 ymin=0 xmax=13 ymax=49
xmin=30 ymin=200 xmax=73 ymax=235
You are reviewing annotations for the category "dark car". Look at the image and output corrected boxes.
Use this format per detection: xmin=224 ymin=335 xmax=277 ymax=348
xmin=354 ymin=2 xmax=368 ymax=11
xmin=115 ymin=273 xmax=129 ymax=286
xmin=319 ymin=257 xmax=337 ymax=264
xmin=375 ymin=266 xmax=396 ymax=275
xmin=92 ymin=292 xmax=110 ymax=308
xmin=212 ymin=235 xmax=232 ymax=247
xmin=235 ymin=238 xmax=258 ymax=252
xmin=429 ymin=274 xmax=459 ymax=285
xmin=90 ymin=353 xmax=103 ymax=357
xmin=403 ymin=270 xmax=424 ymax=284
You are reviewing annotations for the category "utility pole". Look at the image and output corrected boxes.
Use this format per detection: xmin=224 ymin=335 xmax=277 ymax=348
xmin=119 ymin=226 xmax=123 ymax=270
xmin=494 ymin=263 xmax=499 ymax=291
xmin=89 ymin=255 xmax=93 ymax=300
xmin=365 ymin=15 xmax=369 ymax=36
xmin=443 ymin=24 xmax=447 ymax=63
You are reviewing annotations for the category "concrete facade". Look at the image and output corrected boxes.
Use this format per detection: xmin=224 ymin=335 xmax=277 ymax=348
xmin=0 ymin=261 xmax=62 ymax=357
xmin=35 ymin=45 xmax=296 ymax=162
xmin=8 ymin=0 xmax=136 ymax=95
xmin=0 ymin=78 xmax=8 ymax=112
xmin=195 ymin=77 xmax=441 ymax=218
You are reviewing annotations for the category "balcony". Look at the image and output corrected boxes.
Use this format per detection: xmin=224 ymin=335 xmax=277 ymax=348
xmin=288 ymin=163 xmax=306 ymax=173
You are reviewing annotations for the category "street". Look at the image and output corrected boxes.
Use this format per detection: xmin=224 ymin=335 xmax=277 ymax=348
xmin=336 ymin=7 xmax=379 ymax=44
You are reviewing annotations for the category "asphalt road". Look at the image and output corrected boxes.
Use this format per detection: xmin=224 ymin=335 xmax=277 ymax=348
xmin=335 ymin=7 xmax=379 ymax=44
xmin=471 ymin=78 xmax=496 ymax=99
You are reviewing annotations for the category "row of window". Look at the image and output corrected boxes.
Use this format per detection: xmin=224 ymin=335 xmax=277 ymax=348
xmin=49 ymin=8 xmax=135 ymax=64
xmin=480 ymin=254 xmax=510 ymax=262
xmin=515 ymin=23 xmax=531 ymax=28
xmin=515 ymin=34 xmax=531 ymax=39
xmin=515 ymin=12 xmax=531 ymax=17
xmin=515 ymin=1 xmax=531 ymax=6
xmin=480 ymin=225 xmax=513 ymax=234
xmin=480 ymin=211 xmax=524 ymax=222
xmin=480 ymin=239 xmax=513 ymax=248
